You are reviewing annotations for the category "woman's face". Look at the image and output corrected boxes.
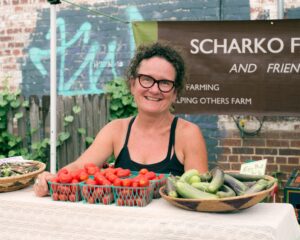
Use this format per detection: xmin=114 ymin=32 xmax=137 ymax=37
xmin=130 ymin=56 xmax=177 ymax=115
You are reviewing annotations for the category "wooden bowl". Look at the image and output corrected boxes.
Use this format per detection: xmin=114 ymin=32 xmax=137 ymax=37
xmin=159 ymin=174 xmax=277 ymax=212
xmin=0 ymin=160 xmax=46 ymax=193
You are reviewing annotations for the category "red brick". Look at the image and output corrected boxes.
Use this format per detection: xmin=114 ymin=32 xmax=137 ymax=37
xmin=276 ymin=157 xmax=287 ymax=164
xmin=219 ymin=147 xmax=231 ymax=154
xmin=0 ymin=36 xmax=13 ymax=41
xmin=255 ymin=148 xmax=278 ymax=155
xmin=280 ymin=165 xmax=299 ymax=172
xmin=266 ymin=164 xmax=278 ymax=172
xmin=24 ymin=28 xmax=34 ymax=33
xmin=218 ymin=154 xmax=228 ymax=162
xmin=232 ymin=147 xmax=253 ymax=154
xmin=231 ymin=163 xmax=241 ymax=170
xmin=220 ymin=139 xmax=241 ymax=147
xmin=218 ymin=162 xmax=230 ymax=170
xmin=243 ymin=138 xmax=265 ymax=147
xmin=280 ymin=131 xmax=300 ymax=139
xmin=6 ymin=28 xmax=22 ymax=34
xmin=12 ymin=49 xmax=20 ymax=56
xmin=266 ymin=140 xmax=289 ymax=148
xmin=15 ymin=6 xmax=23 ymax=11
xmin=290 ymin=140 xmax=300 ymax=148
xmin=3 ymin=64 xmax=16 ymax=70
xmin=228 ymin=155 xmax=239 ymax=162
xmin=288 ymin=157 xmax=299 ymax=165
xmin=252 ymin=156 xmax=263 ymax=160
xmin=263 ymin=156 xmax=274 ymax=163
xmin=240 ymin=155 xmax=255 ymax=162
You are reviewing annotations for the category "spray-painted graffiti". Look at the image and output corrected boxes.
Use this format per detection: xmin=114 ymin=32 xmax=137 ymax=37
xmin=22 ymin=6 xmax=143 ymax=96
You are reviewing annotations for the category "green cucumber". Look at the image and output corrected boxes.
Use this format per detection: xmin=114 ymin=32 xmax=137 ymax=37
xmin=191 ymin=182 xmax=210 ymax=192
xmin=208 ymin=168 xmax=224 ymax=193
xmin=224 ymin=174 xmax=249 ymax=196
xmin=166 ymin=175 xmax=178 ymax=198
xmin=216 ymin=185 xmax=236 ymax=198
xmin=227 ymin=172 xmax=266 ymax=181
xmin=175 ymin=181 xmax=219 ymax=199
xmin=244 ymin=179 xmax=269 ymax=194
xmin=199 ymin=172 xmax=212 ymax=182
xmin=179 ymin=169 xmax=200 ymax=183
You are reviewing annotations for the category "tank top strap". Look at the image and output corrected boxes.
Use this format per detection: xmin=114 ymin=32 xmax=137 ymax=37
xmin=124 ymin=117 xmax=136 ymax=147
xmin=166 ymin=117 xmax=178 ymax=160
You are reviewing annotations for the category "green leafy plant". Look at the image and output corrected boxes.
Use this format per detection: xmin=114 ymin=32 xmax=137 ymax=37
xmin=104 ymin=77 xmax=137 ymax=164
xmin=0 ymin=79 xmax=92 ymax=167
xmin=104 ymin=77 xmax=137 ymax=121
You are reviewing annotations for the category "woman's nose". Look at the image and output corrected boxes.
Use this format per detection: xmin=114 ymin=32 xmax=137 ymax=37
xmin=148 ymin=82 xmax=161 ymax=93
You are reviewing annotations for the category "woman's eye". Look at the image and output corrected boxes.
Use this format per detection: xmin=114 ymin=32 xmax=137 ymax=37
xmin=160 ymin=80 xmax=171 ymax=86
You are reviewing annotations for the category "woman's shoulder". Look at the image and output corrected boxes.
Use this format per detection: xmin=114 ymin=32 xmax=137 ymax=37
xmin=105 ymin=117 xmax=133 ymax=130
xmin=176 ymin=117 xmax=202 ymax=137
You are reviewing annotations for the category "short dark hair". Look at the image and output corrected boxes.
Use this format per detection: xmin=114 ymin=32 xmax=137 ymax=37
xmin=126 ymin=41 xmax=187 ymax=95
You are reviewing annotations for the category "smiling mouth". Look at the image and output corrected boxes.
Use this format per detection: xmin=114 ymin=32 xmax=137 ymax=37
xmin=145 ymin=96 xmax=161 ymax=102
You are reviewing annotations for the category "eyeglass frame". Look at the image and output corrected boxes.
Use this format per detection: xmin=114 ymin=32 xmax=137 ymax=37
xmin=136 ymin=73 xmax=176 ymax=93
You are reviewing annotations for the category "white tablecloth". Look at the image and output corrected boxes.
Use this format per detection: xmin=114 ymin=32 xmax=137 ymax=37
xmin=0 ymin=186 xmax=299 ymax=240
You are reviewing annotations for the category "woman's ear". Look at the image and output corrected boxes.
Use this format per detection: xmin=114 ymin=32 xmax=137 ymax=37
xmin=171 ymin=90 xmax=177 ymax=103
xmin=129 ymin=77 xmax=136 ymax=94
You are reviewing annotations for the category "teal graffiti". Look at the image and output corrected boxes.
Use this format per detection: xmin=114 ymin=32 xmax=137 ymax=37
xmin=125 ymin=6 xmax=143 ymax=58
xmin=28 ymin=6 xmax=144 ymax=96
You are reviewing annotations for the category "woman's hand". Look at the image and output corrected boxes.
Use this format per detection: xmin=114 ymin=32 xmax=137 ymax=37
xmin=33 ymin=171 xmax=55 ymax=197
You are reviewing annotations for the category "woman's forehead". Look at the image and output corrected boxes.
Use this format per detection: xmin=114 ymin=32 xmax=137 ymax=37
xmin=138 ymin=57 xmax=176 ymax=80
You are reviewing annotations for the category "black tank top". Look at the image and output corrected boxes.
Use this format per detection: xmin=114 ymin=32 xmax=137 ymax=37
xmin=114 ymin=117 xmax=184 ymax=176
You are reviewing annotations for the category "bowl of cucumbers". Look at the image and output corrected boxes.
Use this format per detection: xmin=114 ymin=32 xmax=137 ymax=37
xmin=0 ymin=159 xmax=46 ymax=193
xmin=159 ymin=168 xmax=277 ymax=212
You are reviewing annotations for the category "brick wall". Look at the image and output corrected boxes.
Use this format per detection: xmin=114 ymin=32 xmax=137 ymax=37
xmin=1 ymin=0 xmax=300 ymax=203
xmin=217 ymin=124 xmax=300 ymax=202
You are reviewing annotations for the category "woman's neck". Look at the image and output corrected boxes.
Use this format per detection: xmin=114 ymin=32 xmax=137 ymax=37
xmin=135 ymin=112 xmax=174 ymax=131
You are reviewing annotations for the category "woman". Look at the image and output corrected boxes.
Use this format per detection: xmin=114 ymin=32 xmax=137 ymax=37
xmin=34 ymin=42 xmax=208 ymax=197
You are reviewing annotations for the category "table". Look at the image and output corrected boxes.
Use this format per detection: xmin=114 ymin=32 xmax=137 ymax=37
xmin=0 ymin=186 xmax=299 ymax=240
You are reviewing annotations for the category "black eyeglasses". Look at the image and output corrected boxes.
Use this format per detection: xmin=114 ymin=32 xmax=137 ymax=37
xmin=136 ymin=74 xmax=175 ymax=93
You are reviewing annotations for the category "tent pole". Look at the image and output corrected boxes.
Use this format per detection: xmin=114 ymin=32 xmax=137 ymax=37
xmin=50 ymin=4 xmax=57 ymax=174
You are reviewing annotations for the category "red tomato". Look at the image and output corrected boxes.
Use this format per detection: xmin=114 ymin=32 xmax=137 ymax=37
xmin=92 ymin=187 xmax=104 ymax=201
xmin=113 ymin=178 xmax=122 ymax=187
xmin=116 ymin=169 xmax=131 ymax=178
xmin=139 ymin=177 xmax=150 ymax=187
xmin=86 ymin=166 xmax=99 ymax=175
xmin=94 ymin=172 xmax=105 ymax=184
xmin=85 ymin=178 xmax=97 ymax=185
xmin=81 ymin=186 xmax=90 ymax=199
xmin=84 ymin=162 xmax=97 ymax=171
xmin=68 ymin=194 xmax=76 ymax=202
xmin=102 ymin=193 xmax=114 ymax=205
xmin=52 ymin=192 xmax=59 ymax=201
xmin=78 ymin=171 xmax=89 ymax=181
xmin=88 ymin=196 xmax=95 ymax=204
xmin=70 ymin=169 xmax=81 ymax=181
xmin=106 ymin=173 xmax=118 ymax=183
xmin=59 ymin=173 xmax=72 ymax=183
xmin=59 ymin=193 xmax=68 ymax=201
xmin=139 ymin=168 xmax=149 ymax=175
xmin=144 ymin=171 xmax=156 ymax=180
xmin=131 ymin=181 xmax=139 ymax=188
xmin=136 ymin=198 xmax=147 ymax=207
xmin=157 ymin=173 xmax=165 ymax=179
xmin=117 ymin=198 xmax=125 ymax=206
xmin=122 ymin=178 xmax=132 ymax=187
xmin=57 ymin=168 xmax=68 ymax=176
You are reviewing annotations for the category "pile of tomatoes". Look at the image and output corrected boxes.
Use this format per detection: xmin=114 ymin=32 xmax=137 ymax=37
xmin=48 ymin=163 xmax=167 ymax=207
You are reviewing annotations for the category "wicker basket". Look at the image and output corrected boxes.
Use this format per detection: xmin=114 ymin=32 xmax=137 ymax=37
xmin=159 ymin=173 xmax=277 ymax=212
xmin=0 ymin=160 xmax=46 ymax=193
